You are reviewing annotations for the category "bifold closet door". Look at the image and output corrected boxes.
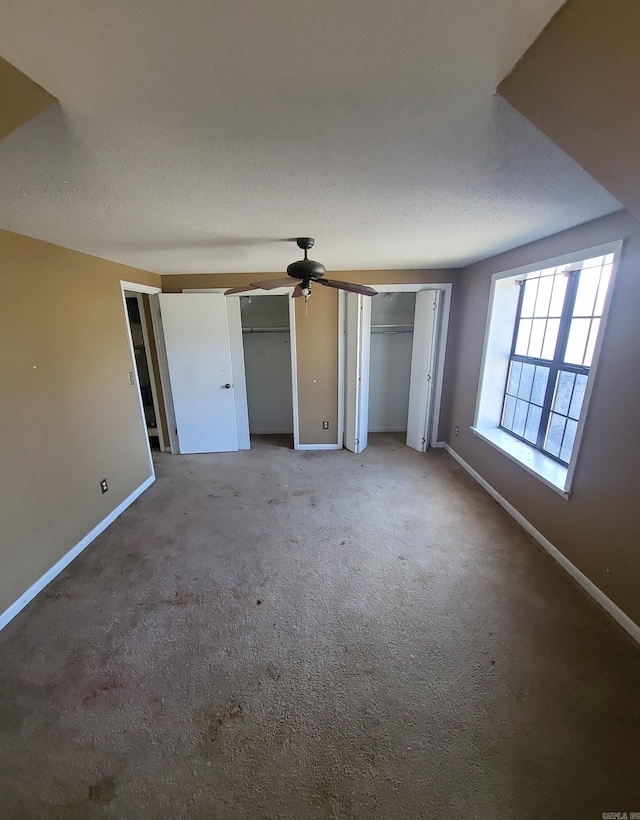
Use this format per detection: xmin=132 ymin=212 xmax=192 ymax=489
xmin=406 ymin=290 xmax=438 ymax=452
xmin=344 ymin=293 xmax=371 ymax=453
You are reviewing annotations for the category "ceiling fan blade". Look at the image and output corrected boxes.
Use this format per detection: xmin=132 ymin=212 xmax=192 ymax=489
xmin=224 ymin=285 xmax=258 ymax=296
xmin=292 ymin=284 xmax=305 ymax=298
xmin=317 ymin=278 xmax=378 ymax=296
xmin=250 ymin=277 xmax=295 ymax=290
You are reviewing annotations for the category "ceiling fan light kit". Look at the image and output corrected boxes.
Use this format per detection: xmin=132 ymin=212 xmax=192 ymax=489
xmin=224 ymin=237 xmax=378 ymax=301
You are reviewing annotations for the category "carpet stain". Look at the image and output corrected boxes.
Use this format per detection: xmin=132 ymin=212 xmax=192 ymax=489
xmin=83 ymin=678 xmax=122 ymax=702
xmin=164 ymin=591 xmax=204 ymax=606
xmin=199 ymin=702 xmax=245 ymax=756
xmin=87 ymin=775 xmax=117 ymax=803
xmin=265 ymin=662 xmax=281 ymax=682
xmin=44 ymin=590 xmax=74 ymax=600
xmin=310 ymin=777 xmax=353 ymax=818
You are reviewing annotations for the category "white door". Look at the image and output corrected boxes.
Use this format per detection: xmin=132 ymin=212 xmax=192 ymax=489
xmin=344 ymin=293 xmax=371 ymax=453
xmin=159 ymin=293 xmax=240 ymax=453
xmin=406 ymin=290 xmax=439 ymax=452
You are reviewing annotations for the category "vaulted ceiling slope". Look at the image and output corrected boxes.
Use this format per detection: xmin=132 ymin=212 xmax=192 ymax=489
xmin=499 ymin=0 xmax=640 ymax=221
xmin=0 ymin=0 xmax=620 ymax=274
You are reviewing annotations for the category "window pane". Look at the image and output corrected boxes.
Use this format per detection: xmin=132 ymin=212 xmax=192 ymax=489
xmin=515 ymin=319 xmax=532 ymax=356
xmin=549 ymin=273 xmax=568 ymax=316
xmin=541 ymin=318 xmax=560 ymax=360
xmin=574 ymin=267 xmax=601 ymax=316
xmin=507 ymin=360 xmax=522 ymax=396
xmin=531 ymin=366 xmax=549 ymax=406
xmin=583 ymin=318 xmax=600 ymax=367
xmin=524 ymin=403 xmax=542 ymax=443
xmin=545 ymin=413 xmax=566 ymax=458
xmin=512 ymin=399 xmax=528 ymax=437
xmin=580 ymin=255 xmax=605 ymax=270
xmin=521 ymin=279 xmax=538 ymax=317
xmin=594 ymin=265 xmax=612 ymax=315
xmin=502 ymin=394 xmax=517 ymax=429
xmin=517 ymin=363 xmax=535 ymax=400
xmin=528 ymin=319 xmax=546 ymax=358
xmin=534 ymin=275 xmax=553 ymax=317
xmin=564 ymin=318 xmax=590 ymax=365
xmin=560 ymin=418 xmax=579 ymax=463
xmin=569 ymin=373 xmax=588 ymax=419
xmin=553 ymin=370 xmax=575 ymax=416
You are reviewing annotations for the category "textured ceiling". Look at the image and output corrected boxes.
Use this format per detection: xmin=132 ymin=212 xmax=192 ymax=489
xmin=0 ymin=0 xmax=620 ymax=274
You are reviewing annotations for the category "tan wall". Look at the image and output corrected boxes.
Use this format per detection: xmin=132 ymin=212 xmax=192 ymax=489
xmin=445 ymin=209 xmax=640 ymax=626
xmin=162 ymin=269 xmax=458 ymax=444
xmin=0 ymin=55 xmax=56 ymax=140
xmin=498 ymin=0 xmax=640 ymax=218
xmin=0 ymin=230 xmax=160 ymax=614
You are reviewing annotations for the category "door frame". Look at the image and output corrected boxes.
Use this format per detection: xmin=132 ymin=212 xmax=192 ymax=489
xmin=183 ymin=288 xmax=300 ymax=449
xmin=119 ymin=280 xmax=163 ymax=475
xmin=340 ymin=282 xmax=452 ymax=450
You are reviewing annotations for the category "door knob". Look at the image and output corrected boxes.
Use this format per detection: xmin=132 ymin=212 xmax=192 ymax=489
xmin=224 ymin=383 xmax=231 ymax=389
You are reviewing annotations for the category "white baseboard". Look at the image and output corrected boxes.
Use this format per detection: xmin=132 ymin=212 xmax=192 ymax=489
xmin=295 ymin=443 xmax=343 ymax=451
xmin=0 ymin=474 xmax=155 ymax=633
xmin=443 ymin=443 xmax=640 ymax=647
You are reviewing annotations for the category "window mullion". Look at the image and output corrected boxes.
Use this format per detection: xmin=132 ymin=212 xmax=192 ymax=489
xmin=538 ymin=271 xmax=579 ymax=456
xmin=537 ymin=362 xmax=557 ymax=450
xmin=556 ymin=271 xmax=579 ymax=362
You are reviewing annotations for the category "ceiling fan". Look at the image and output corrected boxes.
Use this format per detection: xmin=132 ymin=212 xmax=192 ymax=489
xmin=224 ymin=238 xmax=378 ymax=300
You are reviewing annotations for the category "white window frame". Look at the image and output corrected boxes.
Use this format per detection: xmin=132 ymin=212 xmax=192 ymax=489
xmin=471 ymin=240 xmax=623 ymax=498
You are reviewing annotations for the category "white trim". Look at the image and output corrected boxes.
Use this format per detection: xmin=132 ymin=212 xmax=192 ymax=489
xmin=471 ymin=426 xmax=569 ymax=498
xmin=120 ymin=280 xmax=161 ymax=295
xmin=473 ymin=241 xmax=624 ymax=493
xmin=337 ymin=291 xmax=345 ymax=449
xmin=288 ymin=295 xmax=301 ymax=450
xmin=0 ymin=475 xmax=155 ymax=633
xmin=483 ymin=240 xmax=624 ymax=284
xmin=296 ymin=443 xmax=343 ymax=451
xmin=442 ymin=444 xmax=640 ymax=647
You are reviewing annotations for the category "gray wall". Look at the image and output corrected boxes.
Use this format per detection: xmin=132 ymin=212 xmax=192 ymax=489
xmin=444 ymin=209 xmax=640 ymax=626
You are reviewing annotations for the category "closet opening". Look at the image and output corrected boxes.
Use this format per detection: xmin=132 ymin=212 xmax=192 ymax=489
xmin=239 ymin=294 xmax=294 ymax=449
xmin=368 ymin=292 xmax=416 ymax=448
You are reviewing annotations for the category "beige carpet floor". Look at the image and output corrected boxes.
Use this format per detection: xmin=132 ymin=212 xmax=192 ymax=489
xmin=1 ymin=434 xmax=639 ymax=818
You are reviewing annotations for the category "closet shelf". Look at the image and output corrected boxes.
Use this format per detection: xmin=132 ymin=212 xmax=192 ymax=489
xmin=242 ymin=326 xmax=290 ymax=333
xmin=371 ymin=323 xmax=414 ymax=334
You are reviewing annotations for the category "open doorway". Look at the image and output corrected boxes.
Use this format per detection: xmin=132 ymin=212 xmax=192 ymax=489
xmin=368 ymin=292 xmax=416 ymax=447
xmin=124 ymin=292 xmax=166 ymax=452
xmin=239 ymin=294 xmax=294 ymax=449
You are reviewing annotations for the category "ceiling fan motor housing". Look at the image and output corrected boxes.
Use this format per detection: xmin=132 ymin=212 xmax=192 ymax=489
xmin=287 ymin=258 xmax=326 ymax=280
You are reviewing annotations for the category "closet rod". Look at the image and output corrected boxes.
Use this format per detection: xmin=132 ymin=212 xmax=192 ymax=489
xmin=371 ymin=324 xmax=414 ymax=334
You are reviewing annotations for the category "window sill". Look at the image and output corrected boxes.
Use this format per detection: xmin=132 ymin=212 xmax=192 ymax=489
xmin=470 ymin=426 xmax=570 ymax=498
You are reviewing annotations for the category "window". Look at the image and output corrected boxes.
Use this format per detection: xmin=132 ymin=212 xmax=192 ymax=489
xmin=472 ymin=243 xmax=620 ymax=496
xmin=501 ymin=254 xmax=614 ymax=465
